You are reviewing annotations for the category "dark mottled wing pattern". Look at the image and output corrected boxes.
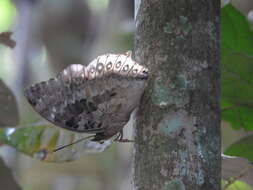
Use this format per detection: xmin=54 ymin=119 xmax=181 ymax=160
xmin=24 ymin=52 xmax=148 ymax=140
xmin=25 ymin=64 xmax=104 ymax=133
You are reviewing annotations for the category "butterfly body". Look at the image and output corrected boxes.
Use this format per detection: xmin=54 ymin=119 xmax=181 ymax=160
xmin=25 ymin=52 xmax=148 ymax=141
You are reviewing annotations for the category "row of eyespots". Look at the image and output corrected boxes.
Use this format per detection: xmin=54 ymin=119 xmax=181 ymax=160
xmin=108 ymin=60 xmax=139 ymax=76
xmin=88 ymin=61 xmax=115 ymax=76
xmin=113 ymin=53 xmax=129 ymax=72
xmin=86 ymin=55 xmax=107 ymax=77
xmin=103 ymin=54 xmax=130 ymax=75
xmin=114 ymin=54 xmax=140 ymax=75
xmin=96 ymin=54 xmax=123 ymax=74
xmin=88 ymin=54 xmax=141 ymax=77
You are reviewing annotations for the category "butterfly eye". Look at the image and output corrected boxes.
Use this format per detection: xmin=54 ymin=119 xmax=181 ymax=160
xmin=123 ymin=65 xmax=129 ymax=72
xmin=106 ymin=62 xmax=112 ymax=70
xmin=116 ymin=61 xmax=121 ymax=68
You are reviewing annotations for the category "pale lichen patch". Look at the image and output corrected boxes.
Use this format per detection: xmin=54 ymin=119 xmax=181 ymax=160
xmin=160 ymin=167 xmax=168 ymax=177
xmin=164 ymin=179 xmax=186 ymax=190
xmin=152 ymin=77 xmax=189 ymax=108
xmin=159 ymin=116 xmax=185 ymax=136
xmin=180 ymin=55 xmax=209 ymax=76
xmin=164 ymin=22 xmax=174 ymax=34
xmin=152 ymin=77 xmax=172 ymax=107
xmin=175 ymin=75 xmax=188 ymax=89
xmin=158 ymin=111 xmax=190 ymax=137
xmin=179 ymin=16 xmax=188 ymax=24
xmin=163 ymin=15 xmax=191 ymax=36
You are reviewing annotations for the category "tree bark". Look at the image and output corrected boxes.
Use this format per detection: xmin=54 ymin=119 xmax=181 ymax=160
xmin=133 ymin=1 xmax=220 ymax=190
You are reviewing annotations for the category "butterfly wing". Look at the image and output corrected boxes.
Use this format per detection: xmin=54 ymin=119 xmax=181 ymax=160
xmin=24 ymin=64 xmax=105 ymax=133
xmin=82 ymin=52 xmax=148 ymax=139
xmin=24 ymin=52 xmax=148 ymax=139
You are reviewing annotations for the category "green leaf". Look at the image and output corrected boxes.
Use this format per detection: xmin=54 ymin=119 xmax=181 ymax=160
xmin=221 ymin=4 xmax=253 ymax=54
xmin=221 ymin=4 xmax=253 ymax=130
xmin=222 ymin=180 xmax=253 ymax=190
xmin=0 ymin=0 xmax=16 ymax=32
xmin=224 ymin=135 xmax=253 ymax=162
xmin=0 ymin=122 xmax=112 ymax=162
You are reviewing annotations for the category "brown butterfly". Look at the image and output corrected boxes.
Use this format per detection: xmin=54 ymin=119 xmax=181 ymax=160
xmin=24 ymin=51 xmax=148 ymax=148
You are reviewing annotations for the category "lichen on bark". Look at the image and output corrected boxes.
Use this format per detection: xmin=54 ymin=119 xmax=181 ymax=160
xmin=133 ymin=0 xmax=220 ymax=190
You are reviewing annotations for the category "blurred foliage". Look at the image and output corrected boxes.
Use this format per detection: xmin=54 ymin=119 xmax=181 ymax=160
xmin=225 ymin=135 xmax=253 ymax=162
xmin=222 ymin=4 xmax=253 ymax=189
xmin=0 ymin=0 xmax=16 ymax=80
xmin=87 ymin=0 xmax=110 ymax=11
xmin=0 ymin=122 xmax=112 ymax=162
xmin=0 ymin=0 xmax=16 ymax=32
xmin=221 ymin=4 xmax=253 ymax=130
xmin=0 ymin=1 xmax=133 ymax=190
xmin=222 ymin=180 xmax=252 ymax=190
xmin=222 ymin=155 xmax=253 ymax=189
xmin=112 ymin=32 xmax=134 ymax=52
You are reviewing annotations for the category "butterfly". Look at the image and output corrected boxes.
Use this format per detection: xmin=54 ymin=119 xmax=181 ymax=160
xmin=24 ymin=51 xmax=148 ymax=146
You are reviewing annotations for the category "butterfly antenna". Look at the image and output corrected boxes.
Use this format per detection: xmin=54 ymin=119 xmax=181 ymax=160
xmin=53 ymin=135 xmax=95 ymax=152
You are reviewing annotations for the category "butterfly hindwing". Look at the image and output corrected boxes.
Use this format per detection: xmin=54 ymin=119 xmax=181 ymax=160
xmin=24 ymin=64 xmax=105 ymax=133
xmin=25 ymin=52 xmax=149 ymax=140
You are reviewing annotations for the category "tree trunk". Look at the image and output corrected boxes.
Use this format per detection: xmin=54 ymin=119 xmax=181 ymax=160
xmin=133 ymin=1 xmax=220 ymax=190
